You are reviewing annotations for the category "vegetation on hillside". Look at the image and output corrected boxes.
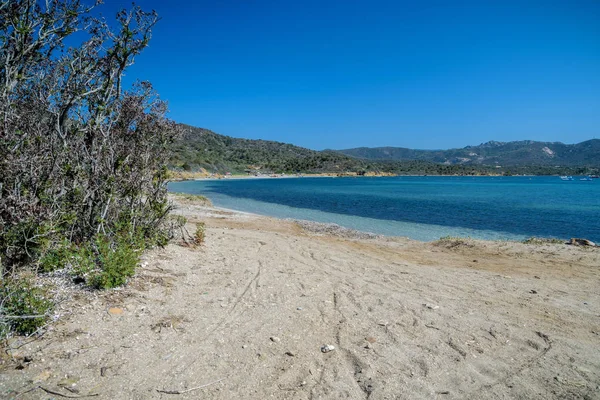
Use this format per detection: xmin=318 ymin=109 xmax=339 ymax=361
xmin=170 ymin=125 xmax=364 ymax=173
xmin=0 ymin=1 xmax=181 ymax=339
xmin=170 ymin=126 xmax=599 ymax=176
xmin=338 ymin=139 xmax=600 ymax=167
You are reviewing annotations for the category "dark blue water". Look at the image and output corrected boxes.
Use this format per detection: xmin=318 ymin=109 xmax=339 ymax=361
xmin=169 ymin=176 xmax=600 ymax=242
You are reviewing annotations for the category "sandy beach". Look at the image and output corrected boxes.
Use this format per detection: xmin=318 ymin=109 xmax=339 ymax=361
xmin=1 ymin=196 xmax=599 ymax=399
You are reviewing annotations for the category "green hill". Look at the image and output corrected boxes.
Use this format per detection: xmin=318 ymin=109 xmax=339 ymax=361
xmin=169 ymin=125 xmax=367 ymax=173
xmin=169 ymin=125 xmax=599 ymax=176
xmin=338 ymin=139 xmax=600 ymax=167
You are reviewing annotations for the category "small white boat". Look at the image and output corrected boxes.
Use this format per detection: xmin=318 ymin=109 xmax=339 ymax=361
xmin=580 ymin=176 xmax=593 ymax=181
xmin=560 ymin=176 xmax=574 ymax=181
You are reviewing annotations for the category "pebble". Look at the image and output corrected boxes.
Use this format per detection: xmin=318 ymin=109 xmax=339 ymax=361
xmin=424 ymin=304 xmax=439 ymax=310
xmin=297 ymin=307 xmax=303 ymax=311
xmin=108 ymin=307 xmax=124 ymax=315
xmin=242 ymin=345 xmax=247 ymax=349
xmin=270 ymin=336 xmax=281 ymax=343
xmin=285 ymin=351 xmax=296 ymax=357
xmin=321 ymin=344 xmax=335 ymax=353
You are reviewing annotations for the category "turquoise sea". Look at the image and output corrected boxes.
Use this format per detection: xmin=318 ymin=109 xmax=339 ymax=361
xmin=168 ymin=176 xmax=600 ymax=242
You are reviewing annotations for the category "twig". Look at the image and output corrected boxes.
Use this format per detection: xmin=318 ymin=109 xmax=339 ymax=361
xmin=39 ymin=386 xmax=99 ymax=398
xmin=5 ymin=321 xmax=52 ymax=352
xmin=14 ymin=385 xmax=39 ymax=398
xmin=3 ymin=314 xmax=48 ymax=319
xmin=156 ymin=377 xmax=225 ymax=394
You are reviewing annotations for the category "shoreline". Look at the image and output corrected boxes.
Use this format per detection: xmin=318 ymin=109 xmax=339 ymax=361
xmin=179 ymin=198 xmax=597 ymax=247
xmin=170 ymin=171 xmax=564 ymax=182
xmin=169 ymin=194 xmax=390 ymax=241
xmin=168 ymin=172 xmax=397 ymax=182
xmin=3 ymin=197 xmax=600 ymax=399
xmin=168 ymin=191 xmax=585 ymax=245
xmin=3 ymin=196 xmax=598 ymax=399
xmin=168 ymin=173 xmax=585 ymax=183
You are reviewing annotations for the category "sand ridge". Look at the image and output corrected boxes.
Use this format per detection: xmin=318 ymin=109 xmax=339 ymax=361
xmin=1 ymin=200 xmax=599 ymax=399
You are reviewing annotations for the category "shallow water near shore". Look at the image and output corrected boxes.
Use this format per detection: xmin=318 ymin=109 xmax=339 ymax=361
xmin=169 ymin=176 xmax=600 ymax=242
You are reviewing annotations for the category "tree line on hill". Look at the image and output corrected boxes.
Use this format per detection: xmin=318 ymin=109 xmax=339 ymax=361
xmin=338 ymin=139 xmax=600 ymax=167
xmin=170 ymin=126 xmax=599 ymax=176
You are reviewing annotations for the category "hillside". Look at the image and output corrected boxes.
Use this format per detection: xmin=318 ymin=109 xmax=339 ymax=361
xmin=169 ymin=125 xmax=599 ymax=176
xmin=169 ymin=125 xmax=367 ymax=173
xmin=338 ymin=139 xmax=600 ymax=166
xmin=169 ymin=125 xmax=474 ymax=175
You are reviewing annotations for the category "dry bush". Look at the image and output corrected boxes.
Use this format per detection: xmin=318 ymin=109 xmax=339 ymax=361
xmin=0 ymin=0 xmax=181 ymax=336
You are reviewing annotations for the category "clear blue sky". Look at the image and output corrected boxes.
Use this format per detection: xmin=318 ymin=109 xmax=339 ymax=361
xmin=100 ymin=0 xmax=599 ymax=150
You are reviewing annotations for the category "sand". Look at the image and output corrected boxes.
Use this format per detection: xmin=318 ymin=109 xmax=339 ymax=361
xmin=1 ymin=198 xmax=599 ymax=399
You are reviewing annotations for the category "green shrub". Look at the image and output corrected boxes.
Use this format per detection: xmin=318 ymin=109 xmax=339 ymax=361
xmin=0 ymin=0 xmax=181 ymax=339
xmin=87 ymin=231 xmax=143 ymax=290
xmin=69 ymin=242 xmax=97 ymax=280
xmin=0 ymin=276 xmax=53 ymax=338
xmin=141 ymin=221 xmax=171 ymax=248
xmin=435 ymin=235 xmax=474 ymax=248
xmin=0 ymin=2 xmax=180 ymax=280
xmin=437 ymin=235 xmax=470 ymax=243
xmin=38 ymin=239 xmax=76 ymax=272
xmin=175 ymin=215 xmax=188 ymax=227
xmin=1 ymin=219 xmax=53 ymax=271
xmin=50 ymin=227 xmax=145 ymax=290
xmin=194 ymin=222 xmax=206 ymax=245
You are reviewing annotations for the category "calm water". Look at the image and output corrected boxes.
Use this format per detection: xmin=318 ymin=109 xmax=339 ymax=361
xmin=168 ymin=176 xmax=600 ymax=242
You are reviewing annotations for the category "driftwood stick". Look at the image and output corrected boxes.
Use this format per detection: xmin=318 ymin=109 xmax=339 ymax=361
xmin=39 ymin=386 xmax=99 ymax=398
xmin=156 ymin=377 xmax=225 ymax=394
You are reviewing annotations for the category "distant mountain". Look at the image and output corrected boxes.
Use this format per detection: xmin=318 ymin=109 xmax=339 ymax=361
xmin=337 ymin=139 xmax=600 ymax=166
xmin=170 ymin=125 xmax=599 ymax=176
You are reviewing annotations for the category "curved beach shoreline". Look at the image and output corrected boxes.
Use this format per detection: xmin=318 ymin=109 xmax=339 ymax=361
xmin=1 ymin=196 xmax=599 ymax=399
xmin=169 ymin=176 xmax=600 ymax=243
